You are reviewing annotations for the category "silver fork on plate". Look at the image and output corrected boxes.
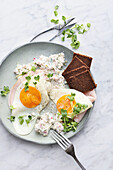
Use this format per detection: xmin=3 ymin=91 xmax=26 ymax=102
xmin=51 ymin=130 xmax=86 ymax=170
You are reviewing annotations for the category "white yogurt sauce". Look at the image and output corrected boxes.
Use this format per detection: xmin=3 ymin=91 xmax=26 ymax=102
xmin=14 ymin=52 xmax=67 ymax=88
xmin=35 ymin=112 xmax=64 ymax=136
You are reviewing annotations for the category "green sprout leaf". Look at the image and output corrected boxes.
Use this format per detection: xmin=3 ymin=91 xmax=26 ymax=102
xmin=67 ymin=96 xmax=74 ymax=101
xmin=33 ymin=82 xmax=37 ymax=86
xmin=87 ymin=23 xmax=91 ymax=28
xmin=62 ymin=30 xmax=66 ymax=35
xmin=4 ymin=86 xmax=10 ymax=92
xmin=24 ymin=82 xmax=29 ymax=92
xmin=28 ymin=115 xmax=32 ymax=120
xmin=55 ymin=5 xmax=59 ymax=10
xmin=9 ymin=105 xmax=15 ymax=110
xmin=67 ymin=93 xmax=76 ymax=101
xmin=34 ymin=75 xmax=40 ymax=81
xmin=73 ymin=107 xmax=81 ymax=114
xmin=67 ymin=34 xmax=72 ymax=38
xmin=71 ymin=41 xmax=80 ymax=49
xmin=22 ymin=72 xmax=27 ymax=75
xmin=72 ymin=35 xmax=77 ymax=42
xmin=1 ymin=91 xmax=7 ymax=96
xmin=8 ymin=116 xmax=15 ymax=122
xmin=57 ymin=112 xmax=61 ymax=116
xmin=31 ymin=66 xmax=36 ymax=72
xmin=62 ymin=16 xmax=66 ymax=24
xmin=47 ymin=73 xmax=53 ymax=78
xmin=25 ymin=76 xmax=31 ymax=82
xmin=18 ymin=116 xmax=24 ymax=125
xmin=74 ymin=41 xmax=80 ymax=49
xmin=61 ymin=36 xmax=65 ymax=41
xmin=69 ymin=29 xmax=75 ymax=34
xmin=1 ymin=86 xmax=10 ymax=96
xmin=71 ymin=93 xmax=76 ymax=96
xmin=25 ymin=115 xmax=32 ymax=126
xmin=51 ymin=19 xmax=59 ymax=24
xmin=61 ymin=109 xmax=67 ymax=117
xmin=75 ymin=24 xmax=81 ymax=31
xmin=54 ymin=10 xmax=58 ymax=16
xmin=83 ymin=104 xmax=88 ymax=109
xmin=78 ymin=29 xmax=87 ymax=34
xmin=26 ymin=119 xmax=30 ymax=125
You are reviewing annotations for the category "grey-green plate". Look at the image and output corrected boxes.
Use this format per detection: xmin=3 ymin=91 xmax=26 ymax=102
xmin=0 ymin=41 xmax=94 ymax=144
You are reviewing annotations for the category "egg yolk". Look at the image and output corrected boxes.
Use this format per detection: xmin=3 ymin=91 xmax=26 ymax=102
xmin=56 ymin=94 xmax=76 ymax=113
xmin=20 ymin=86 xmax=41 ymax=108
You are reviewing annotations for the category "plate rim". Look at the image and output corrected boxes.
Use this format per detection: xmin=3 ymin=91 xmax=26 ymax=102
xmin=0 ymin=41 xmax=74 ymax=67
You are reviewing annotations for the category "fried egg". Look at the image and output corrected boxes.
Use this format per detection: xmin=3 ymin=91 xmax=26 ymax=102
xmin=9 ymin=73 xmax=50 ymax=135
xmin=49 ymin=88 xmax=93 ymax=118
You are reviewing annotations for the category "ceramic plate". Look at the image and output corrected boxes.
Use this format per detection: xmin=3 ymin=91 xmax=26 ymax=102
xmin=0 ymin=42 xmax=94 ymax=144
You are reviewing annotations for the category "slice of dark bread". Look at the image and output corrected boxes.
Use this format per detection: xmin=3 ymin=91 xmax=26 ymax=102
xmin=63 ymin=66 xmax=87 ymax=80
xmin=62 ymin=55 xmax=88 ymax=76
xmin=73 ymin=53 xmax=92 ymax=68
xmin=66 ymin=70 xmax=97 ymax=93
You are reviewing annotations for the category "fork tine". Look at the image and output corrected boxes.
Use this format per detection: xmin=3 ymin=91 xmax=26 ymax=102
xmin=53 ymin=130 xmax=71 ymax=145
xmin=51 ymin=131 xmax=67 ymax=147
xmin=51 ymin=131 xmax=66 ymax=150
xmin=59 ymin=132 xmax=72 ymax=145
xmin=53 ymin=131 xmax=69 ymax=146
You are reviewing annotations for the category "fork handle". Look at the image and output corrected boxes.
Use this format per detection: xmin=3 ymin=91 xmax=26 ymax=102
xmin=72 ymin=155 xmax=86 ymax=170
xmin=30 ymin=27 xmax=54 ymax=42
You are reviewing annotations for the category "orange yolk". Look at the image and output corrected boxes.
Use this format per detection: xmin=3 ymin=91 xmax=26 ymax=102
xmin=56 ymin=94 xmax=76 ymax=113
xmin=20 ymin=86 xmax=41 ymax=108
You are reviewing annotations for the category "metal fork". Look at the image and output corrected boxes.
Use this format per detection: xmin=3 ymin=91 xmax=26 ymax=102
xmin=30 ymin=17 xmax=75 ymax=42
xmin=51 ymin=130 xmax=86 ymax=170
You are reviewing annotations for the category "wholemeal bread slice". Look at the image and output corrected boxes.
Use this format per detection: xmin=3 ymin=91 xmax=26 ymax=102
xmin=66 ymin=70 xmax=97 ymax=93
xmin=62 ymin=55 xmax=88 ymax=76
xmin=63 ymin=66 xmax=87 ymax=80
xmin=73 ymin=53 xmax=92 ymax=68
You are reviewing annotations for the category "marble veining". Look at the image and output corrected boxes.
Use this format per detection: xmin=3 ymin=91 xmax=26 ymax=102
xmin=0 ymin=0 xmax=113 ymax=169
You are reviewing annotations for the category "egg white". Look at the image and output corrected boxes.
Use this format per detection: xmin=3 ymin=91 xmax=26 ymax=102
xmin=12 ymin=112 xmax=38 ymax=135
xmin=11 ymin=73 xmax=50 ymax=135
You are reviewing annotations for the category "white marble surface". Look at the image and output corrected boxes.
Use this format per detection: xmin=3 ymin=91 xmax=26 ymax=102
xmin=0 ymin=0 xmax=113 ymax=169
